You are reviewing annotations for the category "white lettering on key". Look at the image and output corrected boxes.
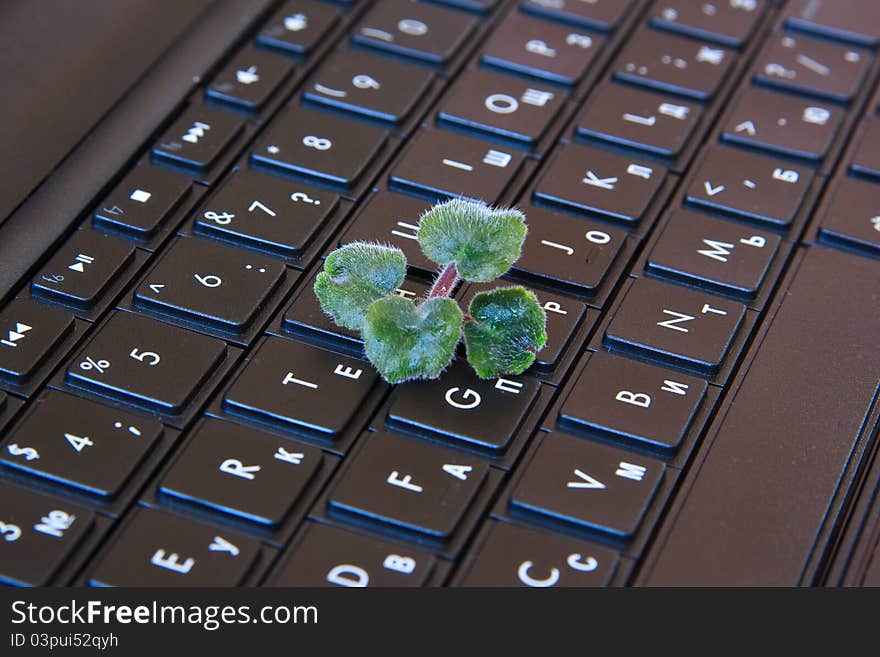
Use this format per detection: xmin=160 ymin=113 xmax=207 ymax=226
xmin=658 ymin=103 xmax=690 ymax=120
xmin=282 ymin=372 xmax=318 ymax=389
xmin=698 ymin=239 xmax=735 ymax=262
xmin=623 ymin=113 xmax=656 ymax=126
xmin=543 ymin=301 xmax=567 ymax=315
xmin=327 ymin=564 xmax=369 ymax=587
xmin=485 ymin=93 xmax=519 ymax=114
xmin=615 ymin=461 xmax=647 ymax=481
xmin=209 ymin=536 xmax=240 ymax=556
xmin=334 ymin=364 xmax=363 ymax=380
xmin=626 ymin=164 xmax=654 ymax=180
xmin=615 ymin=390 xmax=651 ymax=408
xmin=567 ymin=554 xmax=599 ymax=572
xmin=701 ymin=304 xmax=728 ymax=316
xmin=274 ymin=447 xmax=304 ymax=465
xmin=567 ymin=469 xmax=606 ymax=489
xmin=34 ymin=510 xmax=75 ymax=538
xmin=445 ymin=387 xmax=481 ymax=409
xmin=151 ymin=549 xmax=195 ymax=575
xmin=219 ymin=459 xmax=261 ymax=480
xmin=521 ymin=88 xmax=555 ymax=107
xmin=442 ymin=464 xmax=473 ymax=480
xmin=383 ymin=555 xmax=416 ymax=574
xmin=541 ymin=239 xmax=574 ymax=255
xmin=391 ymin=220 xmax=419 ymax=240
xmin=518 ymin=561 xmax=560 ymax=587
xmin=387 ymin=471 xmax=423 ymax=493
xmin=661 ymin=380 xmax=690 ymax=395
xmin=495 ymin=379 xmax=523 ymax=394
xmin=582 ymin=171 xmax=618 ymax=189
xmin=657 ymin=310 xmax=695 ymax=332
xmin=740 ymin=235 xmax=766 ymax=248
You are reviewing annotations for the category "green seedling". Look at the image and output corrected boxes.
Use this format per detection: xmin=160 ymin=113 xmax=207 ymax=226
xmin=314 ymin=198 xmax=547 ymax=383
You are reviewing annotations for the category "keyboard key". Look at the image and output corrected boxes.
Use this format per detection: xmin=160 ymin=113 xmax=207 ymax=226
xmin=521 ymin=0 xmax=632 ymax=31
xmin=389 ymin=129 xmax=525 ymax=203
xmin=224 ymin=337 xmax=379 ymax=436
xmin=159 ymin=418 xmax=322 ymax=526
xmin=614 ymin=29 xmax=735 ymax=100
xmin=206 ymin=45 xmax=295 ymax=110
xmin=481 ymin=12 xmax=603 ymax=85
xmin=511 ymin=432 xmax=664 ymax=537
xmin=721 ymin=87 xmax=843 ymax=161
xmin=252 ymin=105 xmax=387 ymax=186
xmin=133 ymin=237 xmax=285 ymax=331
xmin=0 ymin=481 xmax=93 ymax=586
xmin=605 ymin=278 xmax=746 ymax=373
xmin=387 ymin=360 xmax=539 ymax=450
xmin=437 ymin=69 xmax=565 ymax=144
xmin=327 ymin=431 xmax=489 ymax=538
xmin=558 ymin=352 xmax=707 ymax=450
xmin=457 ymin=520 xmax=618 ymax=587
xmin=257 ymin=0 xmax=340 ymax=55
xmin=87 ymin=507 xmax=260 ymax=586
xmin=352 ymin=0 xmax=478 ymax=64
xmin=195 ymin=170 xmax=338 ymax=255
xmin=31 ymin=229 xmax=134 ymax=309
xmin=153 ymin=105 xmax=244 ymax=171
xmin=268 ymin=521 xmax=436 ymax=586
xmin=849 ymin=120 xmax=880 ymax=180
xmin=818 ymin=176 xmax=880 ymax=255
xmin=575 ymin=83 xmax=702 ymax=157
xmin=686 ymin=146 xmax=811 ymax=227
xmin=0 ymin=298 xmax=73 ymax=381
xmin=66 ymin=312 xmax=227 ymax=413
xmin=754 ymin=34 xmax=870 ymax=103
xmin=646 ymin=209 xmax=781 ymax=298
xmin=650 ymin=0 xmax=764 ymax=47
xmin=785 ymin=0 xmax=880 ymax=48
xmin=304 ymin=49 xmax=434 ymax=123
xmin=93 ymin=165 xmax=191 ymax=238
xmin=533 ymin=143 xmax=666 ymax=224
xmin=1 ymin=390 xmax=162 ymax=496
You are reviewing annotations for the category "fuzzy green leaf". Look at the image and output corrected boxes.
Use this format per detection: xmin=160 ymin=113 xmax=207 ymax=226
xmin=463 ymin=286 xmax=547 ymax=378
xmin=314 ymin=243 xmax=407 ymax=330
xmin=362 ymin=296 xmax=462 ymax=384
xmin=417 ymin=198 xmax=527 ymax=282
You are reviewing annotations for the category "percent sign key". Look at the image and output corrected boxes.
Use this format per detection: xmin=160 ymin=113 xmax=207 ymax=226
xmin=79 ymin=356 xmax=110 ymax=373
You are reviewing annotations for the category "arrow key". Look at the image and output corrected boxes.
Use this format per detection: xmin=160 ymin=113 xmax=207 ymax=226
xmin=0 ymin=298 xmax=74 ymax=382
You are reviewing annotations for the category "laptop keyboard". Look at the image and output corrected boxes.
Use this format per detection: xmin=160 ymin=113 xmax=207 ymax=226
xmin=1 ymin=0 xmax=880 ymax=587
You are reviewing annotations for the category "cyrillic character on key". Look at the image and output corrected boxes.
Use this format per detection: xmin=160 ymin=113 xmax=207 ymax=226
xmin=740 ymin=235 xmax=766 ymax=248
xmin=772 ymin=168 xmax=799 ymax=184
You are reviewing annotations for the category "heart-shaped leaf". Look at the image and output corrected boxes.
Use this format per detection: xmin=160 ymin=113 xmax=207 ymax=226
xmin=463 ymin=286 xmax=547 ymax=378
xmin=418 ymin=198 xmax=527 ymax=282
xmin=314 ymin=243 xmax=407 ymax=330
xmin=362 ymin=295 xmax=462 ymax=383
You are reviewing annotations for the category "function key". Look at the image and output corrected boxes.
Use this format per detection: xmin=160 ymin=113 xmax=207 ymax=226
xmin=256 ymin=0 xmax=340 ymax=55
xmin=481 ymin=11 xmax=604 ymax=85
xmin=785 ymin=0 xmax=880 ymax=49
xmin=521 ymin=0 xmax=632 ymax=32
xmin=0 ymin=298 xmax=73 ymax=382
xmin=817 ymin=177 xmax=880 ymax=256
xmin=352 ymin=0 xmax=479 ymax=65
xmin=614 ymin=29 xmax=734 ymax=100
xmin=1 ymin=390 xmax=163 ymax=496
xmin=850 ymin=120 xmax=880 ymax=180
xmin=532 ymin=143 xmax=666 ymax=224
xmin=152 ymin=105 xmax=244 ymax=172
xmin=93 ymin=165 xmax=191 ymax=238
xmin=327 ymin=431 xmax=489 ymax=538
xmin=87 ymin=507 xmax=260 ymax=586
xmin=650 ymin=0 xmax=765 ymax=48
xmin=206 ymin=46 xmax=295 ymax=111
xmin=0 ymin=481 xmax=93 ymax=586
xmin=31 ymin=230 xmax=134 ymax=310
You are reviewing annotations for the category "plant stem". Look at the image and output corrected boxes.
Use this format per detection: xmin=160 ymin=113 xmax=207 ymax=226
xmin=428 ymin=262 xmax=459 ymax=298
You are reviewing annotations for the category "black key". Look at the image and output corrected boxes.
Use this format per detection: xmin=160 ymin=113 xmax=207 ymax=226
xmin=686 ymin=146 xmax=811 ymax=227
xmin=533 ymin=143 xmax=666 ymax=224
xmin=0 ymin=481 xmax=93 ymax=586
xmin=269 ymin=521 xmax=436 ymax=587
xmin=521 ymin=0 xmax=632 ymax=31
xmin=387 ymin=360 xmax=539 ymax=450
xmin=256 ymin=0 xmax=340 ymax=55
xmin=0 ymin=298 xmax=73 ymax=381
xmin=438 ymin=0 xmax=497 ymax=12
xmin=605 ymin=278 xmax=746 ymax=373
xmin=160 ymin=418 xmax=322 ymax=526
xmin=650 ymin=0 xmax=764 ymax=47
xmin=133 ymin=237 xmax=285 ymax=331
xmin=785 ymin=0 xmax=880 ymax=49
xmin=754 ymin=34 xmax=870 ymax=103
xmin=87 ymin=507 xmax=260 ymax=586
xmin=153 ymin=105 xmax=244 ymax=171
xmin=224 ymin=337 xmax=379 ymax=436
xmin=66 ymin=312 xmax=227 ymax=413
xmin=457 ymin=520 xmax=618 ymax=587
xmin=558 ymin=351 xmax=707 ymax=450
xmin=31 ymin=230 xmax=134 ymax=309
xmin=389 ymin=129 xmax=525 ymax=203
xmin=327 ymin=431 xmax=489 ymax=537
xmin=304 ymin=49 xmax=434 ymax=123
xmin=1 ymin=391 xmax=162 ymax=496
xmin=352 ymin=0 xmax=478 ymax=64
xmin=721 ymin=87 xmax=843 ymax=161
xmin=849 ymin=119 xmax=880 ymax=180
xmin=646 ymin=209 xmax=781 ymax=298
xmin=818 ymin=177 xmax=880 ymax=255
xmin=575 ymin=83 xmax=702 ymax=157
xmin=511 ymin=432 xmax=664 ymax=537
xmin=93 ymin=165 xmax=191 ymax=238
xmin=252 ymin=105 xmax=387 ymax=186
xmin=195 ymin=171 xmax=338 ymax=255
xmin=437 ymin=69 xmax=565 ymax=144
xmin=206 ymin=46 xmax=295 ymax=110
xmin=614 ymin=29 xmax=734 ymax=100
xmin=513 ymin=203 xmax=626 ymax=294
xmin=481 ymin=12 xmax=603 ymax=85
